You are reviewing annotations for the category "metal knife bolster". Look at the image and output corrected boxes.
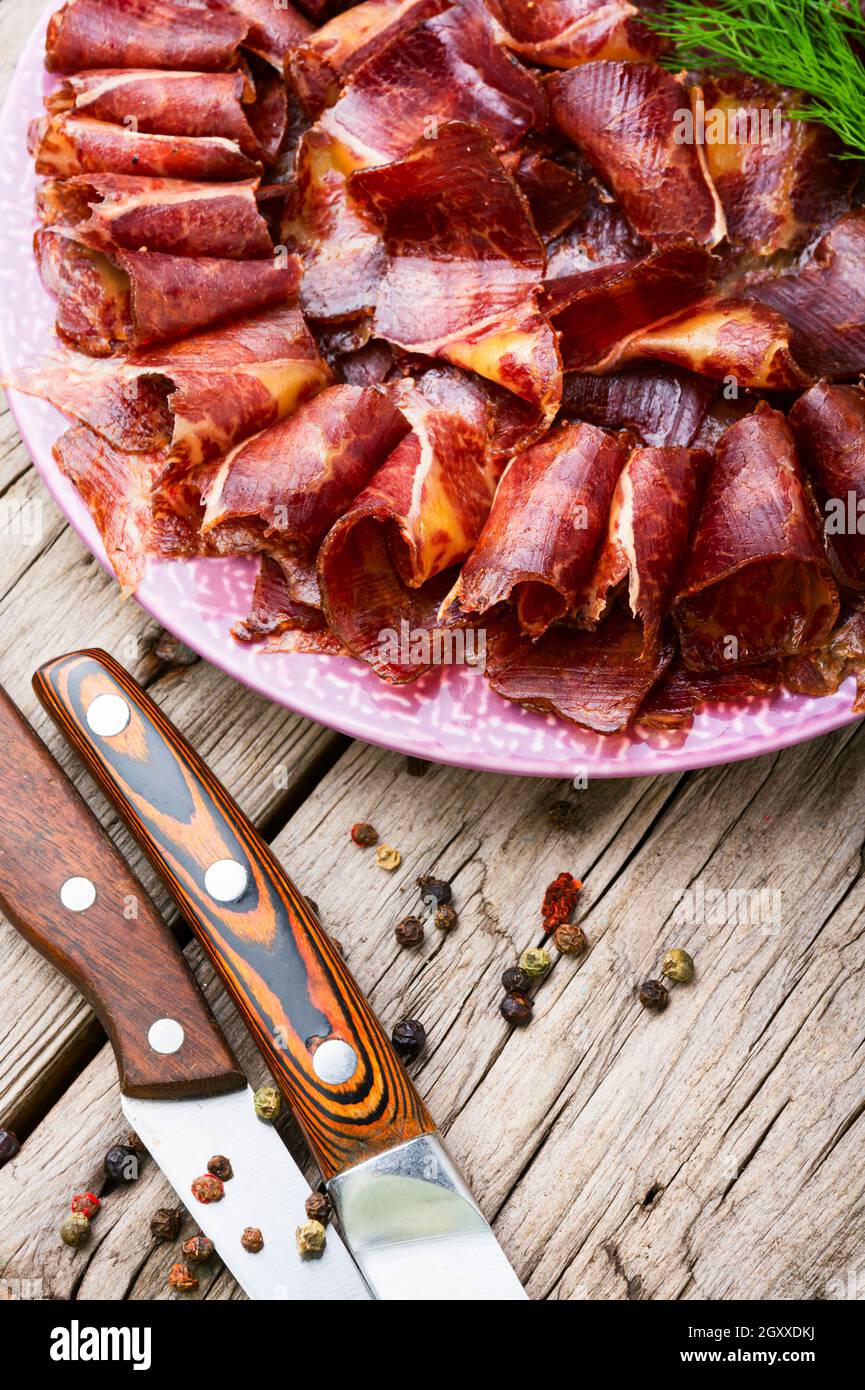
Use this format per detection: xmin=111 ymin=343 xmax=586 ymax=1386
xmin=328 ymin=1135 xmax=528 ymax=1302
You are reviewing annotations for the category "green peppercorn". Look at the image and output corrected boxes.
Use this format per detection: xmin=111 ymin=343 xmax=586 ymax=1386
xmin=554 ymin=923 xmax=587 ymax=955
xmin=241 ymin=1227 xmax=264 ymax=1253
xmin=182 ymin=1234 xmax=214 ymax=1264
xmin=502 ymin=966 xmax=531 ymax=993
xmin=661 ymin=947 xmax=694 ymax=983
xmin=305 ymin=1191 xmax=332 ymax=1226
xmin=167 ymin=1261 xmax=198 ymax=1292
xmin=253 ymin=1085 xmax=282 ymax=1122
xmin=639 ymin=979 xmax=669 ymax=1011
xmin=207 ymin=1154 xmax=233 ymax=1182
xmin=296 ymin=1219 xmax=326 ymax=1258
xmin=60 ymin=1212 xmax=90 ymax=1247
xmin=150 ymin=1206 xmax=183 ymax=1241
xmin=395 ymin=915 xmax=424 ymax=948
xmin=0 ymin=1130 xmax=20 ymax=1167
xmin=104 ymin=1144 xmax=140 ymax=1182
xmin=500 ymin=992 xmax=533 ymax=1026
xmin=434 ymin=902 xmax=458 ymax=933
xmin=391 ymin=1018 xmax=426 ymax=1059
xmin=519 ymin=946 xmax=551 ymax=978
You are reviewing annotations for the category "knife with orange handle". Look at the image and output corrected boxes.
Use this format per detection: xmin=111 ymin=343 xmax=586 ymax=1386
xmin=0 ymin=681 xmax=370 ymax=1300
xmin=34 ymin=648 xmax=527 ymax=1301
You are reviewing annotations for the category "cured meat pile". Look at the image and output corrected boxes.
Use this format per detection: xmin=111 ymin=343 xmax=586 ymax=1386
xmin=8 ymin=0 xmax=865 ymax=735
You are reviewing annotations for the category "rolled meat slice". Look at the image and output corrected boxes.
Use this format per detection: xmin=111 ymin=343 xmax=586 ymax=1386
xmin=45 ymin=0 xmax=248 ymax=73
xmin=672 ymin=404 xmax=839 ymax=670
xmin=29 ymin=113 xmax=261 ymax=182
xmin=444 ymin=422 xmax=627 ymax=638
xmin=34 ymin=229 xmax=300 ymax=354
xmin=548 ymin=62 xmax=726 ymax=246
xmin=486 ymin=0 xmax=660 ymax=67
xmin=36 ymin=175 xmax=274 ymax=259
xmin=219 ymin=0 xmax=312 ymax=68
xmin=790 ymin=381 xmax=865 ymax=598
xmin=561 ymin=364 xmax=717 ymax=448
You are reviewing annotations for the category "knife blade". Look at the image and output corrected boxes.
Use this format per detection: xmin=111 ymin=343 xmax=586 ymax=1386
xmin=0 ymin=682 xmax=370 ymax=1301
xmin=35 ymin=649 xmax=527 ymax=1301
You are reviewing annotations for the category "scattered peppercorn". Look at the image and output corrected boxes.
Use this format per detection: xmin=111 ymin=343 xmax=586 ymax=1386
xmin=547 ymin=800 xmax=580 ymax=832
xmin=434 ymin=902 xmax=458 ymax=932
xmin=253 ymin=1085 xmax=282 ymax=1123
xmin=240 ymin=1226 xmax=264 ymax=1253
xmin=305 ymin=1191 xmax=332 ymax=1226
xmin=350 ymin=821 xmax=378 ymax=847
xmin=167 ymin=1262 xmax=198 ymax=1292
xmin=502 ymin=965 xmax=531 ymax=993
xmin=406 ymin=756 xmax=428 ymax=777
xmin=0 ymin=1130 xmax=20 ymax=1167
xmin=661 ymin=947 xmax=694 ymax=984
xmin=417 ymin=874 xmax=452 ymax=905
xmin=541 ymin=872 xmax=582 ymax=931
xmin=519 ymin=946 xmax=551 ymax=978
xmin=375 ymin=844 xmax=401 ymax=871
xmin=182 ymin=1234 xmax=214 ymax=1264
xmin=60 ymin=1212 xmax=90 ymax=1248
xmin=395 ymin=915 xmax=424 ymax=948
xmin=500 ymin=992 xmax=533 ymax=1026
xmin=639 ymin=979 xmax=669 ymax=1012
xmin=155 ymin=631 xmax=198 ymax=668
xmin=104 ymin=1144 xmax=140 ymax=1182
xmin=391 ymin=1018 xmax=426 ymax=1059
xmin=191 ymin=1174 xmax=224 ymax=1204
xmin=207 ymin=1155 xmax=233 ymax=1182
xmin=71 ymin=1192 xmax=100 ymax=1219
xmin=554 ymin=923 xmax=587 ymax=955
xmin=296 ymin=1219 xmax=326 ymax=1258
xmin=150 ymin=1206 xmax=183 ymax=1241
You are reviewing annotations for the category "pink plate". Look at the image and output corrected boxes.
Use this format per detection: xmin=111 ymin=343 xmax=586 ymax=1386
xmin=1 ymin=7 xmax=860 ymax=778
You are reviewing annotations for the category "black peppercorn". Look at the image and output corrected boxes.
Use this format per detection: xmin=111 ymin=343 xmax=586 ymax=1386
xmin=500 ymin=991 xmax=533 ymax=1026
xmin=305 ymin=1191 xmax=332 ymax=1226
xmin=0 ymin=1129 xmax=20 ymax=1167
xmin=434 ymin=902 xmax=458 ymax=932
xmin=417 ymin=874 xmax=452 ymax=905
xmin=207 ymin=1155 xmax=233 ymax=1182
xmin=182 ymin=1234 xmax=214 ymax=1264
xmin=395 ymin=915 xmax=424 ymax=948
xmin=639 ymin=979 xmax=669 ymax=1012
xmin=501 ymin=966 xmax=531 ymax=993
xmin=104 ymin=1144 xmax=140 ymax=1182
xmin=391 ymin=1018 xmax=426 ymax=1059
xmin=150 ymin=1207 xmax=183 ymax=1241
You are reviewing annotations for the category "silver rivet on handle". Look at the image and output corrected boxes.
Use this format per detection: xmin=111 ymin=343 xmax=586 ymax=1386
xmin=85 ymin=693 xmax=130 ymax=737
xmin=148 ymin=1018 xmax=185 ymax=1054
xmin=59 ymin=876 xmax=96 ymax=912
xmin=312 ymin=1038 xmax=359 ymax=1085
xmin=204 ymin=858 xmax=248 ymax=903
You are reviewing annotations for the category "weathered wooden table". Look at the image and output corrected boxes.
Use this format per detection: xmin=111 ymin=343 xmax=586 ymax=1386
xmin=2 ymin=0 xmax=864 ymax=1303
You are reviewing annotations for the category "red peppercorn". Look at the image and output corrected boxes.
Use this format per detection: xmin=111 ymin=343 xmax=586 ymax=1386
xmin=541 ymin=872 xmax=582 ymax=932
xmin=191 ymin=1173 xmax=224 ymax=1204
xmin=182 ymin=1234 xmax=214 ymax=1264
xmin=71 ymin=1192 xmax=101 ymax=1219
xmin=350 ymin=822 xmax=378 ymax=847
xmin=500 ymin=992 xmax=533 ymax=1026
xmin=167 ymin=1261 xmax=198 ymax=1292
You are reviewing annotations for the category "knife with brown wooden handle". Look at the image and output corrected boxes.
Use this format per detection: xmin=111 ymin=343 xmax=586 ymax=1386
xmin=0 ymin=682 xmax=370 ymax=1300
xmin=34 ymin=649 xmax=527 ymax=1300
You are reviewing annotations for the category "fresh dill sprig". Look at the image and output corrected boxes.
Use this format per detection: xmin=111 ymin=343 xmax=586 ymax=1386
xmin=647 ymin=0 xmax=865 ymax=157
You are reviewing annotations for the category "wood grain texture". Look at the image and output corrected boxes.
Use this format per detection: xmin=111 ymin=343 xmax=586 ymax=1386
xmin=36 ymin=650 xmax=435 ymax=1180
xmin=0 ymin=685 xmax=244 ymax=1099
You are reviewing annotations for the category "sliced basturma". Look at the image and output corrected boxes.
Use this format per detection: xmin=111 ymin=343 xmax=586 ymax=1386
xmin=591 ymin=296 xmax=811 ymax=390
xmin=46 ymin=69 xmax=268 ymax=158
xmin=351 ymin=123 xmax=561 ymax=417
xmin=233 ymin=555 xmax=330 ymax=643
xmin=37 ymin=176 xmax=274 ymax=260
xmin=29 ymin=114 xmax=261 ymax=182
xmin=444 ymin=422 xmax=627 ymax=638
xmin=700 ymin=76 xmax=855 ymax=257
xmin=35 ymin=230 xmax=300 ymax=354
xmin=4 ymin=305 xmax=329 ymax=469
xmin=45 ymin=0 xmax=248 ymax=73
xmin=672 ymin=405 xmax=839 ymax=671
xmin=546 ymin=175 xmax=648 ymax=279
xmin=579 ymin=446 xmax=710 ymax=649
xmin=783 ymin=611 xmax=865 ymax=708
xmin=220 ymin=0 xmax=312 ymax=68
xmin=486 ymin=0 xmax=660 ymax=67
xmin=561 ymin=364 xmax=717 ymax=448
xmin=318 ymin=369 xmax=503 ymax=682
xmin=750 ymin=212 xmax=865 ymax=380
xmin=511 ymin=144 xmax=588 ymax=241
xmin=320 ymin=0 xmax=546 ymax=168
xmin=790 ymin=381 xmax=865 ymax=597
xmin=637 ymin=660 xmax=780 ymax=730
xmin=289 ymin=0 xmax=449 ymax=117
xmin=199 ymin=385 xmax=409 ymax=549
xmin=545 ymin=244 xmax=713 ymax=373
xmin=548 ymin=62 xmax=726 ymax=246
xmin=486 ymin=608 xmax=676 ymax=734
